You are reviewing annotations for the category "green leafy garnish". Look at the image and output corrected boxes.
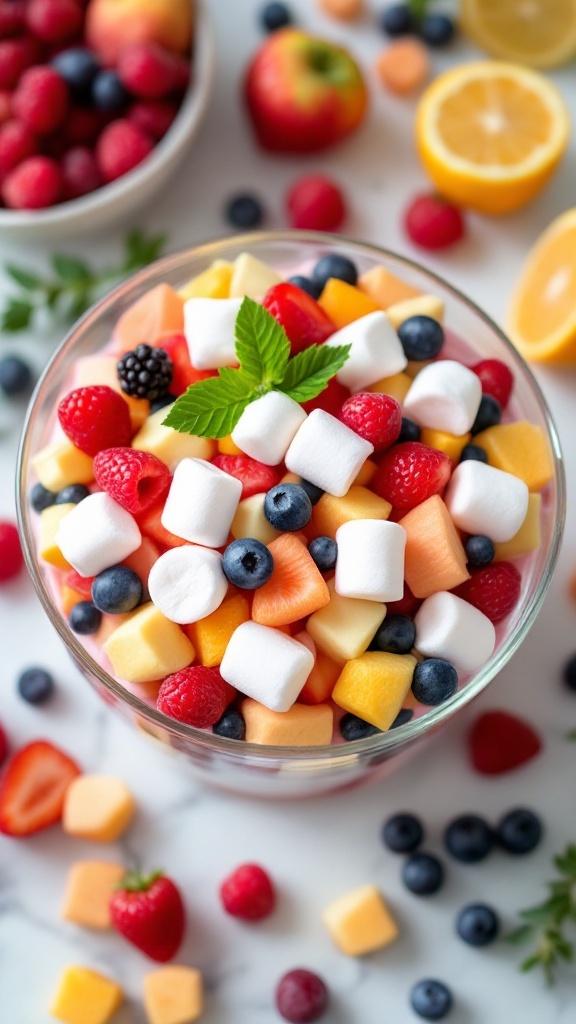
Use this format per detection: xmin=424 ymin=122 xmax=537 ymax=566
xmin=163 ymin=296 xmax=350 ymax=439
xmin=508 ymin=843 xmax=576 ymax=984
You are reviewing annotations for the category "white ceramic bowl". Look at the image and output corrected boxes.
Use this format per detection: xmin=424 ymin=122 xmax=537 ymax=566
xmin=0 ymin=0 xmax=214 ymax=242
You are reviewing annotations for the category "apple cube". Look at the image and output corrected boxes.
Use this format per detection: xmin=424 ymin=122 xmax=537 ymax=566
xmin=323 ymin=885 xmax=399 ymax=956
xmin=143 ymin=966 xmax=203 ymax=1024
xmin=63 ymin=776 xmax=135 ymax=843
xmin=306 ymin=582 xmax=386 ymax=663
xmin=39 ymin=503 xmax=75 ymax=569
xmin=229 ymin=252 xmax=282 ymax=298
xmin=242 ymin=698 xmax=333 ymax=746
xmin=312 ymin=485 xmax=391 ymax=540
xmin=332 ymin=651 xmax=417 ymax=730
xmin=132 ymin=403 xmax=215 ymax=471
xmin=104 ymin=603 xmax=195 ymax=684
xmin=50 ymin=966 xmax=123 ymax=1024
xmin=61 ymin=861 xmax=125 ymax=930
xmin=32 ymin=438 xmax=93 ymax=493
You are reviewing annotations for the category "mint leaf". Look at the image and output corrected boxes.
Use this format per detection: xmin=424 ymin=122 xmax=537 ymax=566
xmin=162 ymin=368 xmax=257 ymax=439
xmin=123 ymin=229 xmax=168 ymax=272
xmin=278 ymin=343 xmax=351 ymax=403
xmin=235 ymin=297 xmax=290 ymax=388
xmin=5 ymin=265 xmax=43 ymax=291
xmin=1 ymin=298 xmax=33 ymax=331
xmin=52 ymin=254 xmax=92 ymax=284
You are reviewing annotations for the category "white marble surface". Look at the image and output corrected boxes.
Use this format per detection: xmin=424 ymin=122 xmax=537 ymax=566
xmin=1 ymin=1 xmax=576 ymax=1020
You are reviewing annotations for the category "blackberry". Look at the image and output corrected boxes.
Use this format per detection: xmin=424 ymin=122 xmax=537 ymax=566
xmin=117 ymin=344 xmax=173 ymax=401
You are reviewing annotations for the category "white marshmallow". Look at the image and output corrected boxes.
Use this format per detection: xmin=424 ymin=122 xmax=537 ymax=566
xmin=184 ymin=297 xmax=243 ymax=370
xmin=285 ymin=409 xmax=374 ymax=498
xmin=445 ymin=460 xmax=529 ymax=543
xmin=161 ymin=458 xmax=242 ymax=548
xmin=414 ymin=591 xmax=496 ymax=674
xmin=220 ymin=621 xmax=314 ymax=713
xmin=403 ymin=360 xmax=482 ymax=435
xmin=335 ymin=519 xmax=406 ymax=602
xmin=56 ymin=492 xmax=141 ymax=578
xmin=148 ymin=545 xmax=227 ymax=624
xmin=231 ymin=391 xmax=307 ymax=466
xmin=324 ymin=311 xmax=407 ymax=392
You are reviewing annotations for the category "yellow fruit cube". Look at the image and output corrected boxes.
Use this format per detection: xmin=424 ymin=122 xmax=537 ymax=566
xmin=50 ymin=966 xmax=123 ymax=1024
xmin=75 ymin=355 xmax=149 ymax=430
xmin=494 ymin=492 xmax=542 ymax=560
xmin=185 ymin=594 xmax=250 ymax=667
xmin=474 ymin=421 xmax=554 ymax=492
xmin=178 ymin=259 xmax=233 ymax=301
xmin=132 ymin=404 xmax=215 ymax=470
xmin=242 ymin=698 xmax=333 ymax=746
xmin=61 ymin=584 xmax=84 ymax=616
xmin=332 ymin=651 xmax=416 ymax=730
xmin=218 ymin=434 xmax=243 ymax=455
xmin=229 ymin=253 xmax=282 ymax=298
xmin=231 ymin=492 xmax=281 ymax=545
xmin=61 ymin=861 xmax=125 ymax=929
xmin=307 ymin=583 xmax=386 ymax=663
xmin=40 ymin=503 xmax=75 ymax=569
xmin=353 ymin=459 xmax=377 ymax=487
xmin=405 ymin=359 xmax=431 ymax=379
xmin=144 ymin=966 xmax=203 ymax=1024
xmin=63 ymin=776 xmax=135 ymax=842
xmin=312 ymin=485 xmax=391 ymax=540
xmin=32 ymin=439 xmax=93 ymax=493
xmin=420 ymin=427 xmax=471 ymax=462
xmin=367 ymin=371 xmax=412 ymax=403
xmin=318 ymin=278 xmax=380 ymax=328
xmin=104 ymin=603 xmax=194 ymax=684
xmin=323 ymin=885 xmax=399 ymax=956
xmin=386 ymin=294 xmax=445 ymax=330
xmin=358 ymin=265 xmax=421 ymax=309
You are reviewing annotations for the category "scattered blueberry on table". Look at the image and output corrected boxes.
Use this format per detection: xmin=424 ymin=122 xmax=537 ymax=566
xmin=382 ymin=812 xmax=424 ymax=854
xmin=402 ymin=852 xmax=445 ymax=896
xmin=17 ymin=666 xmax=55 ymax=705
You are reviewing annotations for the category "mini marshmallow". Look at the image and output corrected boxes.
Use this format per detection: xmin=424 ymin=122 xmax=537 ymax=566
xmin=56 ymin=492 xmax=141 ymax=578
xmin=403 ymin=360 xmax=482 ymax=435
xmin=285 ymin=409 xmax=374 ymax=498
xmin=220 ymin=621 xmax=314 ymax=712
xmin=335 ymin=519 xmax=406 ymax=602
xmin=324 ymin=311 xmax=407 ymax=392
xmin=445 ymin=460 xmax=529 ymax=543
xmin=231 ymin=391 xmax=307 ymax=466
xmin=184 ymin=296 xmax=243 ymax=370
xmin=148 ymin=546 xmax=227 ymax=624
xmin=161 ymin=458 xmax=242 ymax=548
xmin=414 ymin=591 xmax=496 ymax=674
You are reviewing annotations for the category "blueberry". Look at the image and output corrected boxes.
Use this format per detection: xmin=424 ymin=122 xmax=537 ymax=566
xmin=379 ymin=3 xmax=414 ymax=37
xmin=51 ymin=48 xmax=100 ymax=96
xmin=382 ymin=812 xmax=423 ymax=853
xmin=459 ymin=443 xmax=488 ymax=463
xmin=410 ymin=979 xmax=453 ymax=1020
xmin=563 ymin=653 xmax=576 ymax=692
xmin=444 ymin=814 xmax=494 ymax=863
xmin=288 ymin=275 xmax=322 ymax=300
xmin=264 ymin=483 xmax=312 ymax=531
xmin=55 ymin=484 xmax=91 ymax=506
xmin=30 ymin=482 xmax=55 ymax=513
xmin=374 ymin=614 xmax=415 ymax=655
xmin=213 ymin=709 xmax=246 ymax=740
xmin=403 ymin=852 xmax=444 ymax=895
xmin=260 ymin=1 xmax=292 ymax=32
xmin=299 ymin=478 xmax=324 ymax=505
xmin=312 ymin=253 xmax=358 ymax=290
xmin=456 ymin=903 xmax=499 ymax=947
xmin=69 ymin=601 xmax=102 ymax=635
xmin=391 ymin=707 xmax=413 ymax=728
xmin=309 ymin=536 xmax=337 ymax=572
xmin=420 ymin=13 xmax=456 ymax=47
xmin=150 ymin=393 xmax=175 ymax=414
xmin=340 ymin=713 xmax=381 ymax=741
xmin=412 ymin=659 xmax=457 ymax=706
xmin=465 ymin=535 xmax=494 ymax=567
xmin=17 ymin=666 xmax=55 ymax=705
xmin=497 ymin=808 xmax=542 ymax=855
xmin=471 ymin=394 xmax=501 ymax=435
xmin=398 ymin=316 xmax=444 ymax=362
xmin=225 ymin=193 xmax=265 ymax=230
xmin=222 ymin=538 xmax=274 ymax=589
xmin=91 ymin=566 xmax=143 ymax=614
xmin=92 ymin=70 xmax=130 ymax=113
xmin=0 ymin=355 xmax=33 ymax=396
xmin=398 ymin=417 xmax=421 ymax=443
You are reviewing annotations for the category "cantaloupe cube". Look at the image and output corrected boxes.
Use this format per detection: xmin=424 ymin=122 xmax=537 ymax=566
xmin=318 ymin=278 xmax=380 ymax=328
xmin=358 ymin=265 xmax=421 ymax=309
xmin=218 ymin=434 xmax=243 ymax=455
xmin=178 ymin=259 xmax=233 ymax=301
xmin=367 ymin=371 xmax=412 ymax=403
xmin=115 ymin=284 xmax=184 ymax=354
xmin=230 ymin=493 xmax=281 ymax=545
xmin=61 ymin=861 xmax=125 ymax=929
xmin=312 ymin=485 xmax=392 ymax=540
xmin=184 ymin=594 xmax=250 ymax=668
xmin=33 ymin=439 xmax=93 ymax=492
xmin=40 ymin=503 xmax=75 ymax=569
xmin=242 ymin=698 xmax=333 ymax=746
xmin=144 ymin=966 xmax=203 ymax=1024
xmin=420 ymin=428 xmax=471 ymax=462
xmin=74 ymin=355 xmax=149 ymax=430
xmin=298 ymin=650 xmax=341 ymax=705
xmin=399 ymin=495 xmax=470 ymax=599
xmin=494 ymin=493 xmax=541 ymax=560
xmin=229 ymin=253 xmax=282 ymax=299
xmin=132 ymin=404 xmax=215 ymax=470
xmin=306 ymin=582 xmax=386 ymax=663
xmin=137 ymin=498 xmax=190 ymax=550
xmin=50 ymin=966 xmax=123 ymax=1024
xmin=405 ymin=359 xmax=431 ymax=379
xmin=332 ymin=651 xmax=416 ymax=730
xmin=63 ymin=776 xmax=135 ymax=842
xmin=473 ymin=421 xmax=554 ymax=492
xmin=122 ymin=537 xmax=161 ymax=590
xmin=104 ymin=603 xmax=195 ymax=684
xmin=323 ymin=885 xmax=398 ymax=956
xmin=61 ymin=584 xmax=84 ymax=616
xmin=386 ymin=294 xmax=444 ymax=330
xmin=353 ymin=459 xmax=377 ymax=487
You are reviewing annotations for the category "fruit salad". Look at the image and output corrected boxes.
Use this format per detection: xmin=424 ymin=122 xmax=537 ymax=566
xmin=28 ymin=246 xmax=555 ymax=748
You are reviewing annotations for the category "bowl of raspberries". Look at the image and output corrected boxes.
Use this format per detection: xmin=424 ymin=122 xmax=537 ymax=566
xmin=0 ymin=0 xmax=214 ymax=239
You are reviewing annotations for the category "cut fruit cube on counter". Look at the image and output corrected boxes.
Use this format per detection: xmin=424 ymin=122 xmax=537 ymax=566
xmin=62 ymin=861 xmax=125 ymax=929
xmin=50 ymin=966 xmax=123 ymax=1024
xmin=242 ymin=698 xmax=333 ymax=746
xmin=144 ymin=966 xmax=203 ymax=1024
xmin=104 ymin=604 xmax=195 ymax=684
xmin=63 ymin=775 xmax=135 ymax=842
xmin=323 ymin=885 xmax=399 ymax=956
xmin=332 ymin=651 xmax=417 ymax=731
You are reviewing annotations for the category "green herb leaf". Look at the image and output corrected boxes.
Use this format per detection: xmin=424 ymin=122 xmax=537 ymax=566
xmin=163 ymin=368 xmax=257 ymax=439
xmin=1 ymin=298 xmax=33 ymax=331
xmin=510 ymin=842 xmax=576 ymax=984
xmin=234 ymin=296 xmax=290 ymax=388
xmin=123 ymin=229 xmax=168 ymax=271
xmin=4 ymin=265 xmax=43 ymax=291
xmin=277 ymin=343 xmax=351 ymax=403
xmin=52 ymin=254 xmax=92 ymax=284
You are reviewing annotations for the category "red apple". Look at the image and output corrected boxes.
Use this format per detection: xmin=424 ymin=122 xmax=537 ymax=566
xmin=245 ymin=28 xmax=368 ymax=154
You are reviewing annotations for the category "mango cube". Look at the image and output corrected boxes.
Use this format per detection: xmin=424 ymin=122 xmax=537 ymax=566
xmin=420 ymin=427 xmax=471 ymax=463
xmin=40 ymin=503 xmax=75 ymax=569
xmin=144 ymin=966 xmax=203 ymax=1024
xmin=184 ymin=594 xmax=250 ymax=667
xmin=318 ymin=277 xmax=380 ymax=328
xmin=63 ymin=776 xmax=135 ymax=843
xmin=61 ymin=584 xmax=84 ymax=616
xmin=242 ymin=698 xmax=333 ymax=746
xmin=229 ymin=253 xmax=282 ymax=299
xmin=353 ymin=459 xmax=377 ymax=487
xmin=132 ymin=403 xmax=215 ymax=470
xmin=61 ymin=861 xmax=125 ymax=929
xmin=386 ymin=294 xmax=444 ymax=330
xmin=104 ymin=603 xmax=194 ymax=684
xmin=50 ymin=966 xmax=123 ymax=1024
xmin=399 ymin=495 xmax=470 ymax=599
xmin=358 ymin=265 xmax=421 ymax=309
xmin=75 ymin=355 xmax=149 ymax=430
xmin=32 ymin=439 xmax=93 ymax=493
xmin=494 ymin=492 xmax=541 ymax=560
xmin=312 ymin=485 xmax=392 ymax=540
xmin=323 ymin=885 xmax=399 ymax=956
xmin=474 ymin=421 xmax=554 ymax=492
xmin=178 ymin=259 xmax=233 ymax=301
xmin=332 ymin=651 xmax=417 ymax=731
xmin=367 ymin=371 xmax=412 ymax=403
xmin=306 ymin=583 xmax=386 ymax=663
xmin=230 ymin=492 xmax=281 ymax=545
xmin=217 ymin=433 xmax=243 ymax=455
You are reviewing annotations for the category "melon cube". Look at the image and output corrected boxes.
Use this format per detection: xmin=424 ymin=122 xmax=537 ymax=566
xmin=40 ymin=503 xmax=76 ymax=569
xmin=132 ymin=403 xmax=215 ymax=470
xmin=115 ymin=284 xmax=184 ymax=354
xmin=323 ymin=885 xmax=398 ymax=956
xmin=474 ymin=421 xmax=554 ymax=492
xmin=242 ymin=698 xmax=333 ymax=746
xmin=184 ymin=594 xmax=250 ymax=667
xmin=399 ymin=494 xmax=470 ymax=599
xmin=32 ymin=439 xmax=93 ymax=493
xmin=75 ymin=355 xmax=149 ymax=430
xmin=178 ymin=259 xmax=233 ymax=301
xmin=230 ymin=492 xmax=281 ymax=545
xmin=353 ymin=459 xmax=377 ymax=487
xmin=318 ymin=278 xmax=380 ymax=328
xmin=306 ymin=582 xmax=386 ymax=663
xmin=61 ymin=861 xmax=125 ymax=929
xmin=229 ymin=253 xmax=282 ymax=298
xmin=358 ymin=265 xmax=421 ymax=309
xmin=332 ymin=651 xmax=416 ymax=731
xmin=122 ymin=537 xmax=161 ymax=593
xmin=144 ymin=966 xmax=203 ymax=1024
xmin=218 ymin=433 xmax=243 ymax=455
xmin=298 ymin=650 xmax=341 ymax=705
xmin=61 ymin=584 xmax=84 ymax=616
xmin=405 ymin=359 xmax=431 ymax=380
xmin=494 ymin=492 xmax=541 ymax=560
xmin=104 ymin=603 xmax=195 ymax=684
xmin=367 ymin=371 xmax=412 ymax=403
xmin=386 ymin=294 xmax=444 ymax=330
xmin=312 ymin=485 xmax=392 ymax=540
xmin=420 ymin=427 xmax=471 ymax=463
xmin=50 ymin=966 xmax=123 ymax=1024
xmin=63 ymin=776 xmax=135 ymax=842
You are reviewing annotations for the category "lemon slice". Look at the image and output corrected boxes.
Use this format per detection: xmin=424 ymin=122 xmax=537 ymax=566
xmin=416 ymin=62 xmax=570 ymax=215
xmin=462 ymin=0 xmax=576 ymax=70
xmin=508 ymin=209 xmax=576 ymax=364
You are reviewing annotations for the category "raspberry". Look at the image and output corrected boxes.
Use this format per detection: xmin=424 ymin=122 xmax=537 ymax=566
xmin=211 ymin=454 xmax=281 ymax=499
xmin=263 ymin=282 xmax=336 ymax=357
xmin=0 ymin=38 xmax=41 ymax=90
xmin=372 ymin=441 xmax=453 ymax=511
xmin=128 ymin=100 xmax=178 ymax=140
xmin=386 ymin=580 xmax=422 ymax=617
xmin=472 ymin=359 xmax=514 ymax=410
xmin=95 ymin=119 xmax=154 ymax=183
xmin=2 ymin=155 xmax=63 ymax=209
xmin=0 ymin=92 xmax=11 ymax=125
xmin=286 ymin=174 xmax=346 ymax=232
xmin=0 ymin=1 xmax=26 ymax=37
xmin=57 ymin=385 xmax=133 ymax=456
xmin=118 ymin=44 xmax=190 ymax=100
xmin=339 ymin=392 xmax=401 ymax=450
xmin=26 ymin=0 xmax=83 ymax=44
xmin=61 ymin=146 xmax=102 ymax=199
xmin=220 ymin=864 xmax=276 ymax=921
xmin=301 ymin=376 xmax=350 ymax=416
xmin=157 ymin=666 xmax=230 ymax=728
xmin=275 ymin=969 xmax=329 ymax=1023
xmin=453 ymin=561 xmax=521 ymax=623
xmin=12 ymin=66 xmax=69 ymax=135
xmin=0 ymin=121 xmax=37 ymax=179
xmin=117 ymin=343 xmax=173 ymax=401
xmin=0 ymin=521 xmax=23 ymax=582
xmin=405 ymin=193 xmax=465 ymax=250
xmin=64 ymin=105 xmax=106 ymax=146
xmin=468 ymin=710 xmax=542 ymax=775
xmin=93 ymin=447 xmax=171 ymax=514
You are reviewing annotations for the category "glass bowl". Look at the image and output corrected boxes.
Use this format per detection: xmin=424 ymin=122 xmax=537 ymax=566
xmin=17 ymin=233 xmax=565 ymax=798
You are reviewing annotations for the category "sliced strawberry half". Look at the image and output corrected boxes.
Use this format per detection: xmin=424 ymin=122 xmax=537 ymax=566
xmin=158 ymin=334 xmax=215 ymax=396
xmin=211 ymin=454 xmax=281 ymax=499
xmin=0 ymin=740 xmax=81 ymax=836
xmin=262 ymin=282 xmax=336 ymax=356
xmin=301 ymin=376 xmax=351 ymax=416
xmin=468 ymin=710 xmax=542 ymax=775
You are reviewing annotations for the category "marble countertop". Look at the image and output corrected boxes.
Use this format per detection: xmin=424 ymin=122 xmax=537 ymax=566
xmin=1 ymin=2 xmax=576 ymax=1021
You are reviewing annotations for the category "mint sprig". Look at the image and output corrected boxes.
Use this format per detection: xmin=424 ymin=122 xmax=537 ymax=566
xmin=163 ymin=297 xmax=350 ymax=439
xmin=508 ymin=843 xmax=576 ymax=984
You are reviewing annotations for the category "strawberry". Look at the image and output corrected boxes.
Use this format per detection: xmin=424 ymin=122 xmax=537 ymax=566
xmin=157 ymin=666 xmax=232 ymax=729
xmin=158 ymin=333 xmax=214 ymax=396
xmin=57 ymin=385 xmax=133 ymax=456
xmin=64 ymin=568 xmax=95 ymax=598
xmin=110 ymin=869 xmax=185 ymax=962
xmin=301 ymin=375 xmax=350 ymax=416
xmin=0 ymin=740 xmax=80 ymax=836
xmin=220 ymin=863 xmax=276 ymax=921
xmin=468 ymin=710 xmax=542 ymax=775
xmin=338 ymin=392 xmax=402 ymax=450
xmin=211 ymin=454 xmax=280 ymax=500
xmin=372 ymin=441 xmax=452 ymax=511
xmin=93 ymin=447 xmax=171 ymax=514
xmin=262 ymin=282 xmax=336 ymax=356
xmin=472 ymin=359 xmax=514 ymax=410
xmin=453 ymin=562 xmax=521 ymax=623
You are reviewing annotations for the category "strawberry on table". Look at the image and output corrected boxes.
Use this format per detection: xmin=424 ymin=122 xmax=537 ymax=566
xmin=211 ymin=454 xmax=280 ymax=500
xmin=262 ymin=282 xmax=336 ymax=356
xmin=468 ymin=710 xmax=542 ymax=775
xmin=372 ymin=441 xmax=453 ymax=511
xmin=0 ymin=740 xmax=81 ymax=837
xmin=93 ymin=447 xmax=171 ymax=515
xmin=453 ymin=561 xmax=521 ymax=623
xmin=110 ymin=869 xmax=186 ymax=962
